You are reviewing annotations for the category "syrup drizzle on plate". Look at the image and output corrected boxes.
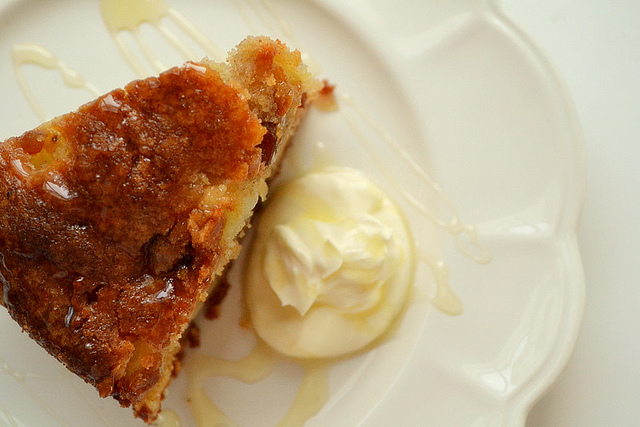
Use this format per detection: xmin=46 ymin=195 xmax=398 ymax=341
xmin=10 ymin=44 xmax=101 ymax=122
xmin=184 ymin=342 xmax=329 ymax=427
xmin=100 ymin=0 xmax=225 ymax=78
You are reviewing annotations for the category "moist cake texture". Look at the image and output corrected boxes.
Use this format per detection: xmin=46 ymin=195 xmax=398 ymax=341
xmin=0 ymin=36 xmax=320 ymax=423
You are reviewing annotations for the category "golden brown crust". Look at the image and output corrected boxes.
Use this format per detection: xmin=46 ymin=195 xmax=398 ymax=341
xmin=0 ymin=61 xmax=265 ymax=402
xmin=0 ymin=36 xmax=320 ymax=423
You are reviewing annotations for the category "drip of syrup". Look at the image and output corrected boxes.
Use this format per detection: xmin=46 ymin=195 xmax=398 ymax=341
xmin=1 ymin=358 xmax=26 ymax=383
xmin=11 ymin=44 xmax=101 ymax=122
xmin=100 ymin=0 xmax=225 ymax=78
xmin=339 ymin=93 xmax=492 ymax=266
xmin=0 ymin=403 xmax=24 ymax=427
xmin=231 ymin=0 xmax=296 ymax=43
xmin=156 ymin=409 xmax=182 ymax=427
xmin=186 ymin=340 xmax=329 ymax=427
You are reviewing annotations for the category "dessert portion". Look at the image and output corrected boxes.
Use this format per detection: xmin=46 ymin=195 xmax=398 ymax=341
xmin=0 ymin=36 xmax=320 ymax=423
xmin=246 ymin=166 xmax=415 ymax=359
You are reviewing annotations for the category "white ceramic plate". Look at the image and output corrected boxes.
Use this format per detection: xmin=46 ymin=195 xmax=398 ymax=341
xmin=0 ymin=0 xmax=586 ymax=426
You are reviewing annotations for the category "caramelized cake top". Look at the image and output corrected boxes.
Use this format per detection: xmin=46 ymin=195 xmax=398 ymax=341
xmin=0 ymin=61 xmax=266 ymax=403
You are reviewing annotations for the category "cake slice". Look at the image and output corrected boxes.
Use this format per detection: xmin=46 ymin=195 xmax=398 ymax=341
xmin=0 ymin=36 xmax=320 ymax=423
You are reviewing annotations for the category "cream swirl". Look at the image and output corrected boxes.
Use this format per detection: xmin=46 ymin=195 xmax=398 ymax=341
xmin=265 ymin=214 xmax=402 ymax=316
xmin=246 ymin=166 xmax=415 ymax=358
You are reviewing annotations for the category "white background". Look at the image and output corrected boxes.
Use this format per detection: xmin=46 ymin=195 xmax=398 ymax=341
xmin=502 ymin=1 xmax=640 ymax=426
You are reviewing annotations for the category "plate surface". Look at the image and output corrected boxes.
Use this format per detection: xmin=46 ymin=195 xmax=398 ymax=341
xmin=0 ymin=0 xmax=586 ymax=426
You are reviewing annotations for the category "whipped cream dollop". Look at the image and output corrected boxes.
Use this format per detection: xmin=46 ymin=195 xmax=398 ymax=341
xmin=245 ymin=167 xmax=415 ymax=358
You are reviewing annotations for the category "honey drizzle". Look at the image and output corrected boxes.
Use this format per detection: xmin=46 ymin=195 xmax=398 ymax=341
xmin=277 ymin=361 xmax=329 ymax=427
xmin=155 ymin=409 xmax=182 ymax=427
xmin=185 ymin=341 xmax=328 ymax=427
xmin=0 ymin=404 xmax=23 ymax=427
xmin=100 ymin=0 xmax=224 ymax=78
xmin=338 ymin=93 xmax=492 ymax=314
xmin=340 ymin=93 xmax=492 ymax=266
xmin=10 ymin=44 xmax=101 ymax=122
xmin=0 ymin=356 xmax=68 ymax=425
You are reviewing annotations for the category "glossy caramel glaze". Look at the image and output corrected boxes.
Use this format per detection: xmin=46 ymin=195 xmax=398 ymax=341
xmin=0 ymin=62 xmax=266 ymax=407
